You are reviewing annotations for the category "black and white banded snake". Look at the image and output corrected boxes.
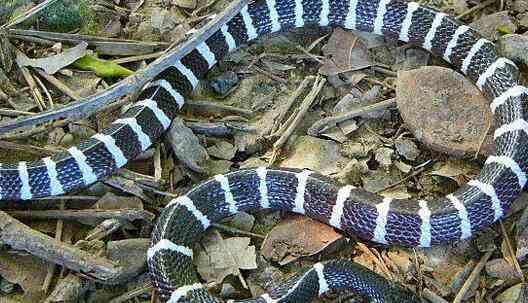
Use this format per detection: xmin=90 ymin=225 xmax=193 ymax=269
xmin=1 ymin=0 xmax=528 ymax=302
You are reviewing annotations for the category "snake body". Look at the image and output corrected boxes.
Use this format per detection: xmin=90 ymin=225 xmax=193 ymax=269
xmin=1 ymin=0 xmax=527 ymax=302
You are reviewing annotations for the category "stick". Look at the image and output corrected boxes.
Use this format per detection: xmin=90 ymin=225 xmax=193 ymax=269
xmin=0 ymin=211 xmax=122 ymax=283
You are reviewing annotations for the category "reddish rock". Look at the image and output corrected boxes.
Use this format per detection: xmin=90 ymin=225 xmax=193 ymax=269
xmin=396 ymin=66 xmax=494 ymax=158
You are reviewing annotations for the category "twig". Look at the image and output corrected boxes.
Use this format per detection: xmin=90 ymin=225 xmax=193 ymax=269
xmin=0 ymin=109 xmax=33 ymax=116
xmin=452 ymin=250 xmax=494 ymax=303
xmin=42 ymin=201 xmax=64 ymax=293
xmin=269 ymin=76 xmax=326 ymax=164
xmin=7 ymin=209 xmax=155 ymax=223
xmin=250 ymin=66 xmax=288 ymax=84
xmin=0 ymin=0 xmax=60 ymax=30
xmin=108 ymin=282 xmax=152 ymax=303
xmin=34 ymin=69 xmax=81 ymax=101
xmin=212 ymin=222 xmax=265 ymax=239
xmin=33 ymin=72 xmax=54 ymax=108
xmin=356 ymin=242 xmax=392 ymax=280
xmin=17 ymin=63 xmax=45 ymax=111
xmin=374 ymin=160 xmax=432 ymax=193
xmin=111 ymin=51 xmax=164 ymax=64
xmin=0 ymin=120 xmax=69 ymax=140
xmin=456 ymin=0 xmax=496 ymax=19
xmin=185 ymin=100 xmax=252 ymax=118
xmin=270 ymin=77 xmax=313 ymax=135
xmin=422 ymin=288 xmax=449 ymax=303
xmin=0 ymin=0 xmax=251 ymax=133
xmin=0 ymin=211 xmax=122 ymax=283
xmin=308 ymin=98 xmax=396 ymax=136
xmin=500 ymin=221 xmax=525 ymax=282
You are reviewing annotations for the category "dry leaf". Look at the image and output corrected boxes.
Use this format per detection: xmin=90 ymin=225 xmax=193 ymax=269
xmin=429 ymin=159 xmax=479 ymax=186
xmin=319 ymin=28 xmax=371 ymax=76
xmin=0 ymin=251 xmax=48 ymax=302
xmin=16 ymin=42 xmax=88 ymax=74
xmin=196 ymin=231 xmax=257 ymax=285
xmin=261 ymin=214 xmax=342 ymax=265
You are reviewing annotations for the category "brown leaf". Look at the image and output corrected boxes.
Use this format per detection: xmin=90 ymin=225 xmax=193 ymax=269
xmin=196 ymin=231 xmax=257 ymax=285
xmin=0 ymin=251 xmax=48 ymax=302
xmin=319 ymin=28 xmax=371 ymax=76
xmin=260 ymin=214 xmax=342 ymax=265
xmin=429 ymin=159 xmax=479 ymax=186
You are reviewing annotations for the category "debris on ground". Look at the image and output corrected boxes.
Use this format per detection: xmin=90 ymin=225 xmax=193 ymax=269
xmin=1 ymin=0 xmax=528 ymax=302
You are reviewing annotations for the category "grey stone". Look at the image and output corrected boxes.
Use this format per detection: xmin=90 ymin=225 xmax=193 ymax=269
xmin=497 ymin=34 xmax=528 ymax=66
xmin=470 ymin=11 xmax=517 ymax=41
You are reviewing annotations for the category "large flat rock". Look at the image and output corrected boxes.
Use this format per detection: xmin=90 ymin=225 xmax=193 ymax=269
xmin=396 ymin=66 xmax=494 ymax=158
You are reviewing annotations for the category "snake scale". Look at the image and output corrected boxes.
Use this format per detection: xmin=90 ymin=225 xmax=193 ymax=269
xmin=1 ymin=0 xmax=527 ymax=302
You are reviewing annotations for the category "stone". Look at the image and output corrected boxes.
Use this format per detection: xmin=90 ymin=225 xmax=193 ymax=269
xmin=469 ymin=11 xmax=517 ymax=41
xmin=497 ymin=34 xmax=528 ymax=66
xmin=395 ymin=138 xmax=420 ymax=161
xmin=209 ymin=71 xmax=239 ymax=97
xmin=396 ymin=66 xmax=494 ymax=157
xmin=280 ymin=136 xmax=347 ymax=175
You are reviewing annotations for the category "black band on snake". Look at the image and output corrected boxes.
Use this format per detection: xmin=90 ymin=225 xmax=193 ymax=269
xmin=1 ymin=0 xmax=527 ymax=302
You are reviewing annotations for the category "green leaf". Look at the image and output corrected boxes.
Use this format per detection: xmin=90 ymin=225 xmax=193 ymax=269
xmin=496 ymin=25 xmax=514 ymax=35
xmin=72 ymin=55 xmax=133 ymax=78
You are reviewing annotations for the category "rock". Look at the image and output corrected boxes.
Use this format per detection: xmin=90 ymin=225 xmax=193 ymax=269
xmin=173 ymin=0 xmax=196 ymax=9
xmin=518 ymin=12 xmax=528 ymax=27
xmin=209 ymin=71 xmax=239 ymax=97
xmin=392 ymin=47 xmax=430 ymax=71
xmin=374 ymin=147 xmax=394 ymax=168
xmin=335 ymin=158 xmax=369 ymax=184
xmin=280 ymin=136 xmax=348 ymax=175
xmin=469 ymin=11 xmax=518 ymax=41
xmin=486 ymin=258 xmax=519 ymax=281
xmin=362 ymin=170 xmax=394 ymax=192
xmin=203 ymin=159 xmax=233 ymax=176
xmin=106 ymin=239 xmax=150 ymax=284
xmin=497 ymin=34 xmax=528 ymax=66
xmin=207 ymin=141 xmax=237 ymax=160
xmin=513 ymin=0 xmax=528 ymax=13
xmin=395 ymin=138 xmax=420 ymax=161
xmin=0 ymin=278 xmax=14 ymax=293
xmin=396 ymin=66 xmax=494 ymax=157
xmin=166 ymin=117 xmax=209 ymax=174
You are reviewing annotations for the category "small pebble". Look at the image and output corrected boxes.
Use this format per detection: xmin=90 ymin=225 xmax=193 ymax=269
xmin=374 ymin=147 xmax=394 ymax=168
xmin=0 ymin=278 xmax=15 ymax=294
xmin=210 ymin=71 xmax=239 ymax=97
xmin=497 ymin=34 xmax=528 ymax=66
xmin=395 ymin=138 xmax=420 ymax=161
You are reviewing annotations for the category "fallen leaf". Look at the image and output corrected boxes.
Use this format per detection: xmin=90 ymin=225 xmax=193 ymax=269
xmin=73 ymin=55 xmax=134 ymax=77
xmin=496 ymin=283 xmax=527 ymax=303
xmin=261 ymin=214 xmax=342 ymax=265
xmin=196 ymin=231 xmax=257 ymax=285
xmin=16 ymin=42 xmax=88 ymax=74
xmin=0 ymin=251 xmax=48 ymax=302
xmin=429 ymin=159 xmax=479 ymax=186
xmin=319 ymin=28 xmax=371 ymax=76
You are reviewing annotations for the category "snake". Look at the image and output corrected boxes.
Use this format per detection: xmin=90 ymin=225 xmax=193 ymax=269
xmin=0 ymin=0 xmax=527 ymax=302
